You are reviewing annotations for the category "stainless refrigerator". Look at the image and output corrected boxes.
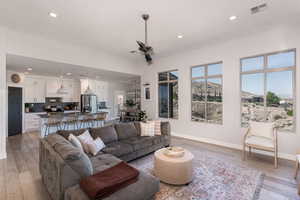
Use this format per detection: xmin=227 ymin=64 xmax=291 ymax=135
xmin=81 ymin=94 xmax=97 ymax=113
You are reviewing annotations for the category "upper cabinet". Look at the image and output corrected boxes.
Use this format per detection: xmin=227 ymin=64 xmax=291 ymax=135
xmin=24 ymin=77 xmax=46 ymax=103
xmin=46 ymin=78 xmax=80 ymax=102
xmin=96 ymin=81 xmax=108 ymax=101
xmin=46 ymin=79 xmax=60 ymax=97
xmin=80 ymin=79 xmax=108 ymax=101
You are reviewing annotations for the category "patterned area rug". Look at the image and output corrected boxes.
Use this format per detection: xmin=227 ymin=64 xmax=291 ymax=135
xmin=131 ymin=153 xmax=264 ymax=200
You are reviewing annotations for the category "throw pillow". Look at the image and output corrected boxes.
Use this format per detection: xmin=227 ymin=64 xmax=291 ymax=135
xmin=87 ymin=137 xmax=106 ymax=156
xmin=77 ymin=130 xmax=94 ymax=154
xmin=68 ymin=134 xmax=84 ymax=151
xmin=153 ymin=120 xmax=162 ymax=135
xmin=140 ymin=122 xmax=155 ymax=137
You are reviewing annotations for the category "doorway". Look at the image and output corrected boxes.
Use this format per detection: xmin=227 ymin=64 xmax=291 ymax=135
xmin=114 ymin=91 xmax=125 ymax=118
xmin=8 ymin=87 xmax=23 ymax=136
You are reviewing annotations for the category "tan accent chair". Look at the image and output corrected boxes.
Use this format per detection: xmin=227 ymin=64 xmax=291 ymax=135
xmin=243 ymin=121 xmax=278 ymax=168
xmin=294 ymin=151 xmax=300 ymax=195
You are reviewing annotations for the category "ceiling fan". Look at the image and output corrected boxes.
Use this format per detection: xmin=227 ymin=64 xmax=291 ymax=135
xmin=130 ymin=14 xmax=154 ymax=65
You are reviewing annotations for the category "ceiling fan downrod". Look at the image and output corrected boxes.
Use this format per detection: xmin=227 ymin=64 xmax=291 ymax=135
xmin=142 ymin=14 xmax=149 ymax=45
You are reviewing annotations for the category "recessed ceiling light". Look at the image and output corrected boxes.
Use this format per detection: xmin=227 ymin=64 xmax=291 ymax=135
xmin=27 ymin=67 xmax=32 ymax=71
xmin=177 ymin=35 xmax=183 ymax=39
xmin=229 ymin=16 xmax=237 ymax=21
xmin=49 ymin=12 xmax=58 ymax=18
xmin=66 ymin=72 xmax=72 ymax=76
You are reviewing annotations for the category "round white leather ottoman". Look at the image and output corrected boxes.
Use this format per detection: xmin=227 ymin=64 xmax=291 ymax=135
xmin=154 ymin=148 xmax=194 ymax=185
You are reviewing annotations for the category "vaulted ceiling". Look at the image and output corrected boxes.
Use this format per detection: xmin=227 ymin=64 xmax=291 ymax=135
xmin=1 ymin=0 xmax=300 ymax=61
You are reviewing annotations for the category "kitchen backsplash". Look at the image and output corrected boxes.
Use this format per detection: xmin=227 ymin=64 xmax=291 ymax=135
xmin=25 ymin=102 xmax=79 ymax=113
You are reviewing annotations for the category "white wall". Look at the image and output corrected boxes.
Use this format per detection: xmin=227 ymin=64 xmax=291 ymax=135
xmin=141 ymin=25 xmax=300 ymax=160
xmin=0 ymin=27 xmax=7 ymax=159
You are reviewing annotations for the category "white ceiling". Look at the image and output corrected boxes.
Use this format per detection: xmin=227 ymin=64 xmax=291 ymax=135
xmin=1 ymin=0 xmax=300 ymax=60
xmin=6 ymin=54 xmax=139 ymax=82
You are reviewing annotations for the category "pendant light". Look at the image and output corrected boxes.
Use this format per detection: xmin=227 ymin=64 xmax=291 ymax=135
xmin=57 ymin=75 xmax=68 ymax=94
xmin=84 ymin=79 xmax=95 ymax=95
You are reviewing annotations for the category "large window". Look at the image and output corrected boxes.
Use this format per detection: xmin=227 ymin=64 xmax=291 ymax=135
xmin=191 ymin=62 xmax=223 ymax=124
xmin=241 ymin=49 xmax=296 ymax=132
xmin=158 ymin=70 xmax=178 ymax=119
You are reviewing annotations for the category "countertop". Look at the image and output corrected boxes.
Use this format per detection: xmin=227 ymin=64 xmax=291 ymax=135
xmin=38 ymin=111 xmax=108 ymax=119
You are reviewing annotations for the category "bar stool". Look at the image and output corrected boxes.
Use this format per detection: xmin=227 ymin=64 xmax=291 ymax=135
xmin=62 ymin=113 xmax=79 ymax=130
xmin=79 ymin=113 xmax=95 ymax=128
xmin=44 ymin=113 xmax=63 ymax=136
xmin=94 ymin=112 xmax=107 ymax=127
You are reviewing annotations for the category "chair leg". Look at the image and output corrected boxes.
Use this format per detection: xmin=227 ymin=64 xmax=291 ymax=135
xmin=295 ymin=160 xmax=299 ymax=179
xmin=274 ymin=151 xmax=278 ymax=169
xmin=243 ymin=143 xmax=246 ymax=161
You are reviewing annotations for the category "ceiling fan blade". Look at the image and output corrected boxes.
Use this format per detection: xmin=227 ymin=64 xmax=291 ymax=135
xmin=136 ymin=41 xmax=146 ymax=49
xmin=130 ymin=50 xmax=138 ymax=54
xmin=145 ymin=53 xmax=152 ymax=64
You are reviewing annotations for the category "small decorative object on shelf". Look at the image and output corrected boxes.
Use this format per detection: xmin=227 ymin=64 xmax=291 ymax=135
xmin=164 ymin=146 xmax=185 ymax=158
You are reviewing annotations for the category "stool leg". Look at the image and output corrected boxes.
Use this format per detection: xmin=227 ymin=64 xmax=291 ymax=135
xmin=295 ymin=160 xmax=299 ymax=179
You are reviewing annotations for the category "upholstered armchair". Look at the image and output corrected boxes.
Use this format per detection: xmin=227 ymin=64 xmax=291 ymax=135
xmin=243 ymin=121 xmax=278 ymax=168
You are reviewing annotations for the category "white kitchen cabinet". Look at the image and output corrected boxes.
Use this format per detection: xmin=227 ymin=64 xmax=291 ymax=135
xmin=62 ymin=80 xmax=74 ymax=102
xmin=95 ymin=81 xmax=108 ymax=101
xmin=24 ymin=113 xmax=44 ymax=132
xmin=72 ymin=80 xmax=81 ymax=102
xmin=25 ymin=77 xmax=46 ymax=103
xmin=46 ymin=79 xmax=60 ymax=97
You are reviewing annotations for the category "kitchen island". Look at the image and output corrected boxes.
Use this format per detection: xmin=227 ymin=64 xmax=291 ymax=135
xmin=39 ymin=111 xmax=108 ymax=137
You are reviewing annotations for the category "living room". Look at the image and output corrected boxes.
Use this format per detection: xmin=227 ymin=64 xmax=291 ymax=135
xmin=1 ymin=0 xmax=300 ymax=200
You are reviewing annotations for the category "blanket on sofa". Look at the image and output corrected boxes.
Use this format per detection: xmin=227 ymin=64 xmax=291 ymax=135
xmin=80 ymin=161 xmax=139 ymax=200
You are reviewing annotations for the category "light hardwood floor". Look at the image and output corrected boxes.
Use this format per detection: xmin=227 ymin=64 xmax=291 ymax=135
xmin=0 ymin=132 xmax=298 ymax=200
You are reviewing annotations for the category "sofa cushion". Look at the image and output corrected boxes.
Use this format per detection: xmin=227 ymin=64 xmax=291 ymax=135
xmin=45 ymin=134 xmax=81 ymax=160
xmin=151 ymin=135 xmax=165 ymax=145
xmin=121 ymin=136 xmax=155 ymax=151
xmin=133 ymin=122 xmax=141 ymax=136
xmin=114 ymin=123 xmax=138 ymax=140
xmin=57 ymin=129 xmax=87 ymax=140
xmin=161 ymin=121 xmax=171 ymax=136
xmin=46 ymin=134 xmax=93 ymax=178
xmin=68 ymin=134 xmax=84 ymax=151
xmin=89 ymin=126 xmax=118 ymax=144
xmin=101 ymin=142 xmax=134 ymax=157
xmin=64 ymin=171 xmax=159 ymax=200
xmin=90 ymin=154 xmax=122 ymax=173
xmin=65 ymin=152 xmax=93 ymax=178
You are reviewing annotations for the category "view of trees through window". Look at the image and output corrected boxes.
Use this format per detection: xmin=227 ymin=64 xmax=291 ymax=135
xmin=191 ymin=62 xmax=223 ymax=124
xmin=241 ymin=50 xmax=295 ymax=131
xmin=158 ymin=70 xmax=178 ymax=119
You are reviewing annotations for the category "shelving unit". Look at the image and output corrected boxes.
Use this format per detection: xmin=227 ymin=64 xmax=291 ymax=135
xmin=125 ymin=78 xmax=141 ymax=110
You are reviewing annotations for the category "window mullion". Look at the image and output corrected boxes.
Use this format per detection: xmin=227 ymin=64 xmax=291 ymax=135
xmin=205 ymin=65 xmax=208 ymax=122
xmin=264 ymin=55 xmax=268 ymax=121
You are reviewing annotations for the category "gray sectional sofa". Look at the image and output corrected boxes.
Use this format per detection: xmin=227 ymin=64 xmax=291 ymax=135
xmin=39 ymin=122 xmax=170 ymax=200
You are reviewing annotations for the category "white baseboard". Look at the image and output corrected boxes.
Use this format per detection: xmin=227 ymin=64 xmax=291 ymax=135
xmin=171 ymin=132 xmax=296 ymax=161
xmin=0 ymin=150 xmax=7 ymax=160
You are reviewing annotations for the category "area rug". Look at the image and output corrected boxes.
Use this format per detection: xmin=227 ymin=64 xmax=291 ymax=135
xmin=131 ymin=153 xmax=264 ymax=200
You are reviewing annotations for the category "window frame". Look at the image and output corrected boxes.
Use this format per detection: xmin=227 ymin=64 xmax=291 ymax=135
xmin=158 ymin=69 xmax=179 ymax=119
xmin=240 ymin=49 xmax=296 ymax=132
xmin=191 ymin=61 xmax=223 ymax=124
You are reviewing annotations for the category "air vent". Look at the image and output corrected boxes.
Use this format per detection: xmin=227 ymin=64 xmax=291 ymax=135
xmin=251 ymin=3 xmax=267 ymax=14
